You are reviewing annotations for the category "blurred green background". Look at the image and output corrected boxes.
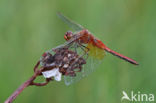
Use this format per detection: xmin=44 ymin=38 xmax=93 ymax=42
xmin=0 ymin=0 xmax=156 ymax=103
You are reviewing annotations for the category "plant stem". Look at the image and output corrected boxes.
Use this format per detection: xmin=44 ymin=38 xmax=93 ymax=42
xmin=5 ymin=74 xmax=36 ymax=103
xmin=4 ymin=61 xmax=48 ymax=103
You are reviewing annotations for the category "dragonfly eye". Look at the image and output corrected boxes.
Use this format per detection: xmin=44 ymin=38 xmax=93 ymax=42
xmin=64 ymin=31 xmax=73 ymax=40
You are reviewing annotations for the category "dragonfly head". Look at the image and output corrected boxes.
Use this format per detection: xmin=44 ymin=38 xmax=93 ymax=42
xmin=64 ymin=31 xmax=73 ymax=41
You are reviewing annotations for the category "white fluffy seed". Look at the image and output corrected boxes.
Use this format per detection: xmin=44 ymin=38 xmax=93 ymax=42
xmin=68 ymin=54 xmax=71 ymax=57
xmin=42 ymin=68 xmax=62 ymax=81
xmin=63 ymin=64 xmax=69 ymax=68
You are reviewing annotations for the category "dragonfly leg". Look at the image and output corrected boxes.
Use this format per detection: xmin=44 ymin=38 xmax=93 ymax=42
xmin=78 ymin=43 xmax=89 ymax=59
xmin=73 ymin=42 xmax=78 ymax=53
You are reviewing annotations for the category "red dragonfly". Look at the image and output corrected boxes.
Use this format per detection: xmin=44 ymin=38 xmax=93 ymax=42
xmin=58 ymin=13 xmax=138 ymax=65
xmin=48 ymin=13 xmax=138 ymax=85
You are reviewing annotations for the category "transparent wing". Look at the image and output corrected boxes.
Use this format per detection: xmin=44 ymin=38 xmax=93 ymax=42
xmin=64 ymin=43 xmax=106 ymax=85
xmin=57 ymin=13 xmax=105 ymax=85
xmin=53 ymin=33 xmax=83 ymax=50
xmin=40 ymin=39 xmax=105 ymax=86
xmin=57 ymin=13 xmax=84 ymax=31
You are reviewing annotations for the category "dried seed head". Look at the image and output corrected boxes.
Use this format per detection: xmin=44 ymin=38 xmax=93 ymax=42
xmin=40 ymin=47 xmax=86 ymax=79
xmin=40 ymin=52 xmax=55 ymax=67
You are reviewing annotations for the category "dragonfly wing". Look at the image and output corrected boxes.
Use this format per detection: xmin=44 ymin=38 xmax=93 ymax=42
xmin=64 ymin=43 xmax=106 ymax=85
xmin=64 ymin=56 xmax=104 ymax=86
xmin=53 ymin=33 xmax=83 ymax=51
xmin=41 ymin=40 xmax=105 ymax=86
xmin=57 ymin=13 xmax=84 ymax=31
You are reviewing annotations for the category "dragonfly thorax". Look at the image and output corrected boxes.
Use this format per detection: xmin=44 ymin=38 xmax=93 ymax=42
xmin=64 ymin=29 xmax=96 ymax=46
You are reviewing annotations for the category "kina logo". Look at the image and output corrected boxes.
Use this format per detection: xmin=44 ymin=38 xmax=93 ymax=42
xmin=121 ymin=91 xmax=154 ymax=102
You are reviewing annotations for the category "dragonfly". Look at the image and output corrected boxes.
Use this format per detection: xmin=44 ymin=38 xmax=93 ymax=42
xmin=57 ymin=13 xmax=138 ymax=64
xmin=41 ymin=13 xmax=139 ymax=86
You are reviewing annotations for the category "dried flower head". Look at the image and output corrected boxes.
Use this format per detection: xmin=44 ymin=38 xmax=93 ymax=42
xmin=40 ymin=47 xmax=86 ymax=81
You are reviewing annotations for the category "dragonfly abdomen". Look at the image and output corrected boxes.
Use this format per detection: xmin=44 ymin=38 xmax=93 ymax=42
xmin=104 ymin=47 xmax=139 ymax=65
